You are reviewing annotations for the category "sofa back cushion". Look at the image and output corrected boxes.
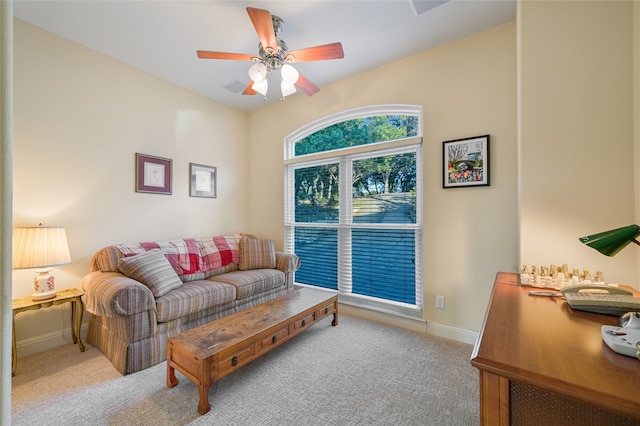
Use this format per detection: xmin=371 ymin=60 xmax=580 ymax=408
xmin=118 ymin=250 xmax=183 ymax=297
xmin=90 ymin=234 xmax=245 ymax=281
xmin=239 ymin=238 xmax=276 ymax=270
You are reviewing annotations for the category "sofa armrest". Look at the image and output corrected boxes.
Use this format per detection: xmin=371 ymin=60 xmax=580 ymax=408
xmin=81 ymin=271 xmax=156 ymax=317
xmin=275 ymin=252 xmax=300 ymax=274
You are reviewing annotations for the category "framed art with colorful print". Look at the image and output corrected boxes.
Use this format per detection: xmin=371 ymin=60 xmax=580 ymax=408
xmin=443 ymin=135 xmax=489 ymax=188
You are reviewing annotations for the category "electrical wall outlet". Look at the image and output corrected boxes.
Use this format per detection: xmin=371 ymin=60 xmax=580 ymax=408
xmin=435 ymin=295 xmax=445 ymax=309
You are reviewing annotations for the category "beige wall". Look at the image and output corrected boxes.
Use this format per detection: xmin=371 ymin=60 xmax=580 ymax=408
xmin=12 ymin=20 xmax=250 ymax=354
xmin=519 ymin=0 xmax=637 ymax=284
xmin=248 ymin=22 xmax=519 ymax=338
xmin=10 ymin=0 xmax=638 ymax=356
xmin=13 ymin=19 xmax=518 ymax=352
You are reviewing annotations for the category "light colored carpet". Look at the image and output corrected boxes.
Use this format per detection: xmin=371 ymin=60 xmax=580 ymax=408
xmin=12 ymin=315 xmax=479 ymax=425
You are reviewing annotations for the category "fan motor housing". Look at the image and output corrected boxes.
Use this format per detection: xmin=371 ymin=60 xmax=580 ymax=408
xmin=258 ymin=38 xmax=288 ymax=70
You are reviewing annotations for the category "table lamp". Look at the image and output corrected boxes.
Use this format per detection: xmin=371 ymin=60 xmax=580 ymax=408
xmin=578 ymin=224 xmax=640 ymax=257
xmin=12 ymin=225 xmax=72 ymax=300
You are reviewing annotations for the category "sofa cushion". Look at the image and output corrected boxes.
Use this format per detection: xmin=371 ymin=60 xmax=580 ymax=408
xmin=198 ymin=235 xmax=242 ymax=271
xmin=118 ymin=250 xmax=183 ymax=298
xmin=239 ymin=238 xmax=276 ymax=270
xmin=155 ymin=280 xmax=237 ymax=322
xmin=212 ymin=269 xmax=285 ymax=300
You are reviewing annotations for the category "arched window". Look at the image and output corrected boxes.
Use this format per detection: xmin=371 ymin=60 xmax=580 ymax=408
xmin=284 ymin=105 xmax=423 ymax=317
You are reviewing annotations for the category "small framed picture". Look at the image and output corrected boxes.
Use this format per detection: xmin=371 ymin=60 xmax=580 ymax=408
xmin=136 ymin=153 xmax=172 ymax=194
xmin=189 ymin=163 xmax=217 ymax=198
xmin=443 ymin=135 xmax=490 ymax=188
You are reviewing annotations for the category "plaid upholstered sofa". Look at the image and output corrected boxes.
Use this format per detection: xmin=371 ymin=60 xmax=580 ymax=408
xmin=81 ymin=233 xmax=299 ymax=375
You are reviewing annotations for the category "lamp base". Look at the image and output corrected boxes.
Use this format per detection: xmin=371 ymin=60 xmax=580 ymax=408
xmin=32 ymin=290 xmax=57 ymax=301
xmin=32 ymin=268 xmax=56 ymax=300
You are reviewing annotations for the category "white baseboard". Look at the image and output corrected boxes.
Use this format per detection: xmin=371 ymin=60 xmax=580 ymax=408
xmin=427 ymin=321 xmax=478 ymax=345
xmin=15 ymin=325 xmax=88 ymax=359
xmin=339 ymin=304 xmax=478 ymax=345
xmin=339 ymin=304 xmax=428 ymax=334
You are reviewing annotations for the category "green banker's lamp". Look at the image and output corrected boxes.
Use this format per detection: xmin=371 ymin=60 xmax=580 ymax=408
xmin=579 ymin=224 xmax=640 ymax=257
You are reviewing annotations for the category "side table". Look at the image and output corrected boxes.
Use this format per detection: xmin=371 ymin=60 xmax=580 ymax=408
xmin=12 ymin=288 xmax=86 ymax=376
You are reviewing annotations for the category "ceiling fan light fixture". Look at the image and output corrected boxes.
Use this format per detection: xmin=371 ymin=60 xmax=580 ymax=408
xmin=197 ymin=7 xmax=345 ymax=101
xmin=252 ymin=79 xmax=268 ymax=96
xmin=280 ymin=63 xmax=299 ymax=84
xmin=248 ymin=62 xmax=268 ymax=83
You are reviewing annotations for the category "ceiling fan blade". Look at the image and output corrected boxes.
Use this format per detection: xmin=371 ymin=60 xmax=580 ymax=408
xmin=197 ymin=50 xmax=256 ymax=61
xmin=242 ymin=82 xmax=257 ymax=96
xmin=296 ymin=74 xmax=320 ymax=96
xmin=246 ymin=7 xmax=278 ymax=54
xmin=286 ymin=42 xmax=344 ymax=63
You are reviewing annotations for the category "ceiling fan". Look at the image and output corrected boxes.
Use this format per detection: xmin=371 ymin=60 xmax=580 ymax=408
xmin=197 ymin=7 xmax=344 ymax=99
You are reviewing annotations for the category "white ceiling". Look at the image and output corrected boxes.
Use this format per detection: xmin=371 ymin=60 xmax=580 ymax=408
xmin=13 ymin=0 xmax=516 ymax=112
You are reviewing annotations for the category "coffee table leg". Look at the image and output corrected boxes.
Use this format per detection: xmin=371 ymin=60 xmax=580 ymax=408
xmin=332 ymin=302 xmax=339 ymax=326
xmin=167 ymin=362 xmax=178 ymax=388
xmin=198 ymin=383 xmax=212 ymax=415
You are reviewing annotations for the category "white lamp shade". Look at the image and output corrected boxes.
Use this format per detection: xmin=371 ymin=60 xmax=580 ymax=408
xmin=252 ymin=79 xmax=269 ymax=96
xmin=248 ymin=62 xmax=268 ymax=83
xmin=281 ymin=80 xmax=297 ymax=97
xmin=12 ymin=227 xmax=71 ymax=269
xmin=281 ymin=64 xmax=299 ymax=84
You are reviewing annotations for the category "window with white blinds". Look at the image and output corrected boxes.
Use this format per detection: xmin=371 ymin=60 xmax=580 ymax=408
xmin=284 ymin=105 xmax=423 ymax=318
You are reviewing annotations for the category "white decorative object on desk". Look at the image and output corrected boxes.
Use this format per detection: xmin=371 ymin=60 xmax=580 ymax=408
xmin=556 ymin=272 xmax=565 ymax=289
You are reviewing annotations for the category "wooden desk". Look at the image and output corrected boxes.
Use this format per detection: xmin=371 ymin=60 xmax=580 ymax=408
xmin=471 ymin=272 xmax=640 ymax=425
xmin=12 ymin=288 xmax=86 ymax=376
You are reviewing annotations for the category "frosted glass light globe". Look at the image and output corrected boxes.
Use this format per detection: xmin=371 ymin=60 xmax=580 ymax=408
xmin=252 ymin=79 xmax=268 ymax=96
xmin=281 ymin=80 xmax=296 ymax=97
xmin=248 ymin=63 xmax=268 ymax=83
xmin=280 ymin=64 xmax=299 ymax=84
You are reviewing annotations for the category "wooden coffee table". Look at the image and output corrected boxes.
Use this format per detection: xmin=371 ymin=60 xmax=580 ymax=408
xmin=166 ymin=287 xmax=338 ymax=414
